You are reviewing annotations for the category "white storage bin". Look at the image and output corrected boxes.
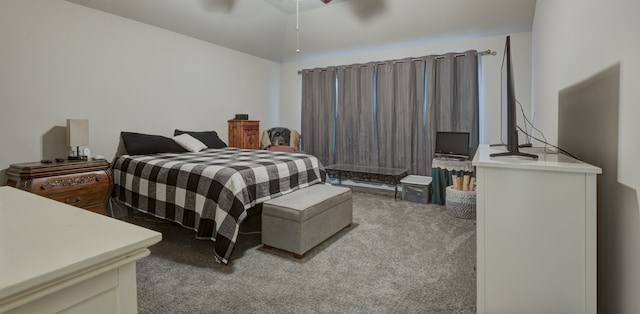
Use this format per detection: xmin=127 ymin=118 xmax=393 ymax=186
xmin=400 ymin=175 xmax=432 ymax=204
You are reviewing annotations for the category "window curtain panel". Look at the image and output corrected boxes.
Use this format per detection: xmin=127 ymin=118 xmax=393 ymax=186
xmin=335 ymin=64 xmax=376 ymax=165
xmin=375 ymin=58 xmax=419 ymax=171
xmin=301 ymin=68 xmax=337 ymax=166
xmin=429 ymin=50 xmax=479 ymax=204
xmin=411 ymin=57 xmax=430 ymax=175
xmin=300 ymin=50 xmax=478 ymax=177
xmin=430 ymin=51 xmax=479 ymax=159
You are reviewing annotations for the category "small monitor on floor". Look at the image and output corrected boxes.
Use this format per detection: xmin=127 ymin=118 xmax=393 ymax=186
xmin=434 ymin=131 xmax=470 ymax=160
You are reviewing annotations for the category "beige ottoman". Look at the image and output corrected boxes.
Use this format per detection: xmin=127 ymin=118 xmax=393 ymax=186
xmin=262 ymin=184 xmax=352 ymax=258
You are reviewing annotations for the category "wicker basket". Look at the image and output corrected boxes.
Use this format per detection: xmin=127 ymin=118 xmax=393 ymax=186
xmin=445 ymin=186 xmax=476 ymax=220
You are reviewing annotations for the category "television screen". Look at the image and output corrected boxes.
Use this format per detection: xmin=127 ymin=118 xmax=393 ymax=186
xmin=490 ymin=35 xmax=537 ymax=159
xmin=435 ymin=132 xmax=470 ymax=159
xmin=500 ymin=39 xmax=509 ymax=146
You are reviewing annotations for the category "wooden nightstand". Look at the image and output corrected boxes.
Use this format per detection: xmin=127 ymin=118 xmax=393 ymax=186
xmin=228 ymin=119 xmax=260 ymax=149
xmin=6 ymin=159 xmax=114 ymax=216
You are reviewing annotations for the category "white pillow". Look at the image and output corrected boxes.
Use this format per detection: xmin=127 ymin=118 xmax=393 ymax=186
xmin=173 ymin=134 xmax=207 ymax=152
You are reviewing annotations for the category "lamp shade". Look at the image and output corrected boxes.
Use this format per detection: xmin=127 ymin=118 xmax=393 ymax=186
xmin=66 ymin=119 xmax=89 ymax=147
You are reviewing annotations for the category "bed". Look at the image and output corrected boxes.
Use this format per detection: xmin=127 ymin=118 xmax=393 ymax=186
xmin=112 ymin=147 xmax=326 ymax=264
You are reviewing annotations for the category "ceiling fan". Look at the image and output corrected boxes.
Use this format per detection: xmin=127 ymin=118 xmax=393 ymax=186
xmin=201 ymin=0 xmax=335 ymax=13
xmin=293 ymin=0 xmax=384 ymax=53
xmin=201 ymin=0 xmax=384 ymax=53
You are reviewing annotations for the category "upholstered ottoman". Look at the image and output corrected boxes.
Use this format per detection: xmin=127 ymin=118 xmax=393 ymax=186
xmin=262 ymin=184 xmax=352 ymax=258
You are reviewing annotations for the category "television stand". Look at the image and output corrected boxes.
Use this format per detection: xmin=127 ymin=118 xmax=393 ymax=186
xmin=490 ymin=150 xmax=538 ymax=159
xmin=489 ymin=143 xmax=531 ymax=148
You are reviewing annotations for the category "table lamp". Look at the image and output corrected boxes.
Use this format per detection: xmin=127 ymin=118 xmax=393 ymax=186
xmin=67 ymin=119 xmax=89 ymax=160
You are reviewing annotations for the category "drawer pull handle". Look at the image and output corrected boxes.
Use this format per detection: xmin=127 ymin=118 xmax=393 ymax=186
xmin=65 ymin=197 xmax=82 ymax=205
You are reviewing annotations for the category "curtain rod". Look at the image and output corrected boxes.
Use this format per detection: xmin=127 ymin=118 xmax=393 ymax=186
xmin=297 ymin=49 xmax=495 ymax=74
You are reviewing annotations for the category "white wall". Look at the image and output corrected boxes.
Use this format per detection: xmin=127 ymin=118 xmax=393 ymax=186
xmin=0 ymin=0 xmax=280 ymax=183
xmin=278 ymin=32 xmax=532 ymax=146
xmin=532 ymin=1 xmax=640 ymax=312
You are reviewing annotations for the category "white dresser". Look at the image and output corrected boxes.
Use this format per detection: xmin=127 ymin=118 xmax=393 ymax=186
xmin=473 ymin=144 xmax=601 ymax=313
xmin=0 ymin=187 xmax=161 ymax=313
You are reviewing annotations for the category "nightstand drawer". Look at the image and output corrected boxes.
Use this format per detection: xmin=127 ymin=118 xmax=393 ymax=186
xmin=31 ymin=171 xmax=109 ymax=197
xmin=6 ymin=160 xmax=113 ymax=215
xmin=30 ymin=171 xmax=111 ymax=208
xmin=44 ymin=188 xmax=109 ymax=208
xmin=242 ymin=124 xmax=259 ymax=132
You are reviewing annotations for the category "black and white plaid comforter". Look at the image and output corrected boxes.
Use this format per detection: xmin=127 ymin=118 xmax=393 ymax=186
xmin=112 ymin=148 xmax=326 ymax=264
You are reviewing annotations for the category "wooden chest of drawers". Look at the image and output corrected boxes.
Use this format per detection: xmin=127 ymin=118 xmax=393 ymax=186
xmin=6 ymin=159 xmax=113 ymax=216
xmin=228 ymin=119 xmax=260 ymax=149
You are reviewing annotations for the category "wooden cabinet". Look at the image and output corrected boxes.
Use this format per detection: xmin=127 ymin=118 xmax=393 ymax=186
xmin=228 ymin=119 xmax=260 ymax=149
xmin=6 ymin=159 xmax=113 ymax=216
xmin=473 ymin=144 xmax=600 ymax=313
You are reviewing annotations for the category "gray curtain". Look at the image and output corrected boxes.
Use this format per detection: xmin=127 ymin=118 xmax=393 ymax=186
xmin=301 ymin=68 xmax=337 ymax=166
xmin=375 ymin=58 xmax=417 ymax=170
xmin=335 ymin=64 xmax=376 ymax=165
xmin=429 ymin=51 xmax=479 ymax=162
xmin=411 ymin=57 xmax=430 ymax=175
xmin=300 ymin=50 xmax=478 ymax=174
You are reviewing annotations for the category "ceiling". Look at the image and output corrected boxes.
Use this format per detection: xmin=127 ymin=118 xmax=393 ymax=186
xmin=65 ymin=0 xmax=537 ymax=63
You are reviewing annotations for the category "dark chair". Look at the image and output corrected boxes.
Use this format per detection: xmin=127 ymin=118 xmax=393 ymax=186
xmin=260 ymin=127 xmax=301 ymax=152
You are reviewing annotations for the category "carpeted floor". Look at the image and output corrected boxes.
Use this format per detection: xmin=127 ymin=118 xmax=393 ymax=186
xmin=124 ymin=190 xmax=476 ymax=314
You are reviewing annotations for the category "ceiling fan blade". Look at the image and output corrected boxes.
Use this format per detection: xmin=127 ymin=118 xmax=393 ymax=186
xmin=321 ymin=0 xmax=333 ymax=3
xmin=199 ymin=0 xmax=235 ymax=13
xmin=348 ymin=0 xmax=386 ymax=20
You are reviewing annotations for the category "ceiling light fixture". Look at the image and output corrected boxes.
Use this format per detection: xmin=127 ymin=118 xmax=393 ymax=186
xmin=295 ymin=0 xmax=334 ymax=53
xmin=295 ymin=0 xmax=300 ymax=53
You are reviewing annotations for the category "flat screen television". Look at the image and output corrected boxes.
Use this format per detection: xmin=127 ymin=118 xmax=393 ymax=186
xmin=435 ymin=131 xmax=470 ymax=160
xmin=490 ymin=36 xmax=538 ymax=159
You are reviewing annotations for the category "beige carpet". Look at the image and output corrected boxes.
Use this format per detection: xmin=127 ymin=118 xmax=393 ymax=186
xmin=124 ymin=190 xmax=477 ymax=313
